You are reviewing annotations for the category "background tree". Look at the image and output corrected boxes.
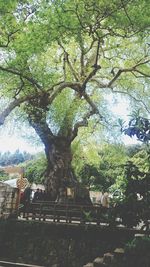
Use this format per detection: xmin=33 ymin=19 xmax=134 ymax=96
xmin=123 ymin=113 xmax=150 ymax=170
xmin=75 ymin=143 xmax=127 ymax=191
xmin=0 ymin=150 xmax=33 ymax=166
xmin=24 ymin=153 xmax=47 ymax=184
xmin=0 ymin=0 xmax=149 ymax=201
xmin=0 ymin=169 xmax=9 ymax=181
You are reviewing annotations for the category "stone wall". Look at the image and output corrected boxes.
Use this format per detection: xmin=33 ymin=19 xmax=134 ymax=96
xmin=0 ymin=182 xmax=18 ymax=219
xmin=0 ymin=220 xmax=136 ymax=267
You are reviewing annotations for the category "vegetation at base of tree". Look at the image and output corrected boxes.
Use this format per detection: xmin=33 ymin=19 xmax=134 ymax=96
xmin=123 ymin=236 xmax=150 ymax=267
xmin=110 ymin=237 xmax=150 ymax=267
xmin=113 ymin=161 xmax=150 ymax=228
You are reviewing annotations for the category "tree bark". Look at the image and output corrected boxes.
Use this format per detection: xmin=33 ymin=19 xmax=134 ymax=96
xmin=28 ymin=109 xmax=92 ymax=204
xmin=44 ymin=136 xmax=75 ymax=201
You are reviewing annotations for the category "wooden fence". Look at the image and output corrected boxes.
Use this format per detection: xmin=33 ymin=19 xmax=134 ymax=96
xmin=19 ymin=201 xmax=117 ymax=225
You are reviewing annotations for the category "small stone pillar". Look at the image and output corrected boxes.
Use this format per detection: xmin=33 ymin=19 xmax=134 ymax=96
xmin=0 ymin=182 xmax=18 ymax=219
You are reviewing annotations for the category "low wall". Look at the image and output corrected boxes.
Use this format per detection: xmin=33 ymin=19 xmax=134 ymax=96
xmin=0 ymin=220 xmax=139 ymax=267
xmin=0 ymin=182 xmax=18 ymax=218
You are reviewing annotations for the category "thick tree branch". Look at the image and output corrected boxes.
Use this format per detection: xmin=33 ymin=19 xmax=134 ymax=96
xmin=70 ymin=110 xmax=94 ymax=142
xmin=82 ymin=65 xmax=101 ymax=91
xmin=0 ymin=96 xmax=27 ymax=126
xmin=47 ymin=81 xmax=82 ymax=104
xmin=0 ymin=81 xmax=82 ymax=126
xmin=28 ymin=113 xmax=54 ymax=146
xmin=107 ymin=69 xmax=122 ymax=87
xmin=82 ymin=92 xmax=102 ymax=118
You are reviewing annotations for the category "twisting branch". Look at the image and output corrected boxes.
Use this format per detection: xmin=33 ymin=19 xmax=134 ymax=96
xmin=0 ymin=66 xmax=42 ymax=90
xmin=79 ymin=34 xmax=85 ymax=78
xmin=82 ymin=65 xmax=101 ymax=91
xmin=114 ymin=89 xmax=150 ymax=114
xmin=70 ymin=110 xmax=94 ymax=142
xmin=65 ymin=52 xmax=80 ymax=81
xmin=14 ymin=76 xmax=25 ymax=98
xmin=84 ymin=38 xmax=97 ymax=54
xmin=107 ymin=69 xmax=122 ymax=87
xmin=81 ymin=39 xmax=101 ymax=90
xmin=57 ymin=41 xmax=80 ymax=81
xmin=0 ymin=30 xmax=19 ymax=48
xmin=70 ymin=91 xmax=103 ymax=142
xmin=95 ymin=38 xmax=101 ymax=67
xmin=0 ymin=96 xmax=28 ymax=126
xmin=63 ymin=52 xmax=67 ymax=81
xmin=47 ymin=81 xmax=82 ymax=105
xmin=57 ymin=93 xmax=80 ymax=137
xmin=134 ymin=69 xmax=150 ymax=78
xmin=82 ymin=91 xmax=103 ymax=118
xmin=28 ymin=110 xmax=54 ymax=146
xmin=90 ymin=78 xmax=108 ymax=88
xmin=81 ymin=56 xmax=149 ymax=91
xmin=121 ymin=0 xmax=134 ymax=28
xmin=0 ymin=81 xmax=82 ymax=126
xmin=107 ymin=58 xmax=150 ymax=88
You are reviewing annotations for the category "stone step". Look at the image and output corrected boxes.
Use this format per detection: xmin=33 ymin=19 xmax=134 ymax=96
xmin=84 ymin=247 xmax=125 ymax=267
xmin=114 ymin=248 xmax=125 ymax=261
xmin=93 ymin=257 xmax=106 ymax=267
xmin=103 ymin=252 xmax=114 ymax=264
xmin=83 ymin=263 xmax=94 ymax=267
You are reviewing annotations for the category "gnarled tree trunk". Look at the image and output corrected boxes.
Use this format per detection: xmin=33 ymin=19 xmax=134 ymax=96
xmin=44 ymin=137 xmax=76 ymax=201
xmin=28 ymin=111 xmax=92 ymax=204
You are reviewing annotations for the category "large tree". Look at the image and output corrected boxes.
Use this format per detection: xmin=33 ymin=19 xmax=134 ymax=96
xmin=0 ymin=0 xmax=149 ymax=201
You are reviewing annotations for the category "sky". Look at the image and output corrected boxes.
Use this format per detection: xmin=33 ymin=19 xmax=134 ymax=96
xmin=106 ymin=94 xmax=140 ymax=146
xmin=0 ymin=135 xmax=43 ymax=154
xmin=0 ymin=95 xmax=139 ymax=154
xmin=0 ymin=129 xmax=139 ymax=154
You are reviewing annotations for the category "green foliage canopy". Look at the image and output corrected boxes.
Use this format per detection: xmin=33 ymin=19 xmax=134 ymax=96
xmin=0 ymin=0 xmax=149 ymax=140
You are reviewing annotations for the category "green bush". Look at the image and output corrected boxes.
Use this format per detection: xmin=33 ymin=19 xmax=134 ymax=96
xmin=124 ymin=236 xmax=150 ymax=267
